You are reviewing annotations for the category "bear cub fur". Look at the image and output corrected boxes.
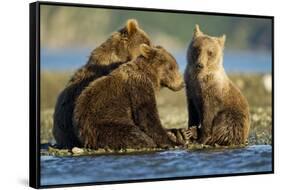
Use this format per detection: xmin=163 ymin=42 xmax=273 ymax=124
xmin=73 ymin=44 xmax=184 ymax=149
xmin=53 ymin=19 xmax=151 ymax=148
xmin=184 ymin=25 xmax=250 ymax=146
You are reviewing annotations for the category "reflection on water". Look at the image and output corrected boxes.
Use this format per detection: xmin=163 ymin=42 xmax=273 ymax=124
xmin=41 ymin=48 xmax=272 ymax=73
xmin=41 ymin=145 xmax=272 ymax=186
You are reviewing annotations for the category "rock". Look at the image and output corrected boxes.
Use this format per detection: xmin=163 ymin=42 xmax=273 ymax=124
xmin=72 ymin=147 xmax=84 ymax=154
xmin=48 ymin=146 xmax=71 ymax=156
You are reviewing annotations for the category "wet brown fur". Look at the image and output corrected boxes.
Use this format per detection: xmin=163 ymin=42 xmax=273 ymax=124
xmin=73 ymin=44 xmax=184 ymax=149
xmin=53 ymin=19 xmax=151 ymax=148
xmin=184 ymin=25 xmax=250 ymax=146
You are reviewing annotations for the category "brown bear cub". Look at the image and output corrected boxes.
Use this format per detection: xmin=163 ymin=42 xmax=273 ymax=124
xmin=184 ymin=25 xmax=250 ymax=146
xmin=73 ymin=44 xmax=184 ymax=149
xmin=53 ymin=19 xmax=151 ymax=148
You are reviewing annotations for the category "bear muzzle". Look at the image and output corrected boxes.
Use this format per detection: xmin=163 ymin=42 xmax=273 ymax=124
xmin=168 ymin=81 xmax=185 ymax=91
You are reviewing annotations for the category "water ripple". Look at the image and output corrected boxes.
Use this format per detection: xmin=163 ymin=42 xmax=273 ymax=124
xmin=41 ymin=145 xmax=272 ymax=186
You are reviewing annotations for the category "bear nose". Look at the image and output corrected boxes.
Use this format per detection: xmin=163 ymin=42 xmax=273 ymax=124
xmin=196 ymin=63 xmax=204 ymax=69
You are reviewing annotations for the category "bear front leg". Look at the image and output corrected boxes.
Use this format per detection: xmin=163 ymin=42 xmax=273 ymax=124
xmin=182 ymin=127 xmax=198 ymax=142
xmin=186 ymin=98 xmax=202 ymax=141
xmin=129 ymin=83 xmax=179 ymax=148
xmin=166 ymin=127 xmax=198 ymax=145
xmin=166 ymin=128 xmax=186 ymax=145
xmin=133 ymin=99 xmax=179 ymax=148
xmin=165 ymin=97 xmax=201 ymax=145
xmin=199 ymin=111 xmax=216 ymax=145
xmin=187 ymin=98 xmax=200 ymax=127
xmin=138 ymin=104 xmax=179 ymax=148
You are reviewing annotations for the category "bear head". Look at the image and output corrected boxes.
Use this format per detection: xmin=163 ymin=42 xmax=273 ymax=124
xmin=140 ymin=44 xmax=184 ymax=91
xmin=92 ymin=19 xmax=151 ymax=65
xmin=187 ymin=24 xmax=226 ymax=73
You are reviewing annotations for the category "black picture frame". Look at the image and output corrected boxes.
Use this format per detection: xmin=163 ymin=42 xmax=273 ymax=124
xmin=29 ymin=1 xmax=274 ymax=188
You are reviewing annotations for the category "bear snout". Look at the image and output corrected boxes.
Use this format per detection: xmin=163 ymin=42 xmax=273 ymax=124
xmin=168 ymin=78 xmax=185 ymax=91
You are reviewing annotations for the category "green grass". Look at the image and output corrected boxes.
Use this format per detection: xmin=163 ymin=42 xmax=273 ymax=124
xmin=40 ymin=72 xmax=272 ymax=146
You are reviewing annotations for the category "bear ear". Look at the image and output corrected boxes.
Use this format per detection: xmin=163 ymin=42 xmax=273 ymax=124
xmin=193 ymin=24 xmax=203 ymax=39
xmin=217 ymin=34 xmax=226 ymax=47
xmin=140 ymin=44 xmax=154 ymax=58
xmin=126 ymin=19 xmax=139 ymax=35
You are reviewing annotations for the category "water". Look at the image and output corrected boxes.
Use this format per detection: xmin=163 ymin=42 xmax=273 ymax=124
xmin=41 ymin=145 xmax=272 ymax=186
xmin=41 ymin=48 xmax=272 ymax=73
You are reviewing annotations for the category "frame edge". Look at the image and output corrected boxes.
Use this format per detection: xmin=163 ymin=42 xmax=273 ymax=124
xmin=29 ymin=1 xmax=40 ymax=189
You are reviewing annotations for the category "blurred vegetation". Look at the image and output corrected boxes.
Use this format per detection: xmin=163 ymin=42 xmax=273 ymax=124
xmin=41 ymin=5 xmax=272 ymax=51
xmin=40 ymin=72 xmax=272 ymax=146
xmin=40 ymin=71 xmax=69 ymax=110
xmin=41 ymin=72 xmax=272 ymax=110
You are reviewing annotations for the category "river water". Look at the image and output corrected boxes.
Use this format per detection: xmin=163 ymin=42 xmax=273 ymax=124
xmin=41 ymin=48 xmax=272 ymax=73
xmin=41 ymin=145 xmax=272 ymax=186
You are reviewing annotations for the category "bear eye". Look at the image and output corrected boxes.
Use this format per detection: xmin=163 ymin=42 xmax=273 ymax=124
xmin=121 ymin=33 xmax=129 ymax=42
xmin=207 ymin=50 xmax=214 ymax=57
xmin=120 ymin=29 xmax=129 ymax=38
